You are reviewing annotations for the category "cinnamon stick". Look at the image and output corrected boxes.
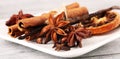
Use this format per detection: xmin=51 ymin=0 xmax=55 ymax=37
xmin=18 ymin=11 xmax=56 ymax=31
xmin=67 ymin=7 xmax=88 ymax=18
xmin=66 ymin=2 xmax=79 ymax=9
xmin=18 ymin=24 xmax=46 ymax=39
xmin=8 ymin=24 xmax=24 ymax=38
xmin=17 ymin=2 xmax=81 ymax=31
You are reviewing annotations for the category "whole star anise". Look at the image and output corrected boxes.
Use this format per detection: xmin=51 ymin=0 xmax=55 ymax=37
xmin=40 ymin=12 xmax=69 ymax=44
xmin=6 ymin=10 xmax=33 ymax=26
xmin=61 ymin=25 xmax=92 ymax=48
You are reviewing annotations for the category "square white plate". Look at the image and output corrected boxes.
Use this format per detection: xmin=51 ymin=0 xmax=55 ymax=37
xmin=0 ymin=10 xmax=120 ymax=58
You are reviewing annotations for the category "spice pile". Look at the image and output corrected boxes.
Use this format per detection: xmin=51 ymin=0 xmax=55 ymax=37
xmin=5 ymin=2 xmax=120 ymax=51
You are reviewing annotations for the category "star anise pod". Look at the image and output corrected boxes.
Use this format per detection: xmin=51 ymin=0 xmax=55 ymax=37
xmin=40 ymin=12 xmax=69 ymax=44
xmin=6 ymin=10 xmax=33 ymax=26
xmin=61 ymin=25 xmax=92 ymax=48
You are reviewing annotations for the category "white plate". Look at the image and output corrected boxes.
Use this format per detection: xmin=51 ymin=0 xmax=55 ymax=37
xmin=0 ymin=10 xmax=120 ymax=58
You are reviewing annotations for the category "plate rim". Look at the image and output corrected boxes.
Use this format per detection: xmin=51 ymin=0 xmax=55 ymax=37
xmin=0 ymin=19 xmax=120 ymax=58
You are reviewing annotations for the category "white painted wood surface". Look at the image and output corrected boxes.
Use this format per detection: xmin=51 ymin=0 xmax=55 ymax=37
xmin=0 ymin=0 xmax=120 ymax=59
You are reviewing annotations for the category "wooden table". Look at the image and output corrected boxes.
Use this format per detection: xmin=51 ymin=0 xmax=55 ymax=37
xmin=0 ymin=0 xmax=120 ymax=59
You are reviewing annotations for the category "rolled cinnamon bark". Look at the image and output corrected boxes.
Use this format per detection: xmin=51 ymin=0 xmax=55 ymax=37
xmin=67 ymin=7 xmax=88 ymax=18
xmin=8 ymin=24 xmax=24 ymax=38
xmin=18 ymin=11 xmax=56 ymax=31
xmin=66 ymin=2 xmax=79 ymax=9
xmin=18 ymin=24 xmax=46 ymax=39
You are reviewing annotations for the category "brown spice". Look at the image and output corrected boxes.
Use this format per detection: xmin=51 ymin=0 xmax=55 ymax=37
xmin=6 ymin=5 xmax=120 ymax=51
xmin=18 ymin=25 xmax=46 ymax=39
xmin=36 ymin=38 xmax=43 ymax=44
xmin=66 ymin=26 xmax=91 ymax=47
xmin=40 ymin=12 xmax=69 ymax=44
xmin=6 ymin=10 xmax=33 ymax=26
xmin=54 ymin=43 xmax=70 ymax=51
xmin=73 ymin=6 xmax=120 ymax=27
xmin=83 ymin=11 xmax=117 ymax=27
